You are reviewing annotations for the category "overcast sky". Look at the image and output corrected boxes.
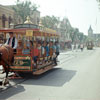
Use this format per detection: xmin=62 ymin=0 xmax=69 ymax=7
xmin=0 ymin=0 xmax=100 ymax=35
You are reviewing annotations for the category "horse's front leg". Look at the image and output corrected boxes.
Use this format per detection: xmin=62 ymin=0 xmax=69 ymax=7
xmin=6 ymin=69 xmax=8 ymax=78
xmin=3 ymin=66 xmax=10 ymax=86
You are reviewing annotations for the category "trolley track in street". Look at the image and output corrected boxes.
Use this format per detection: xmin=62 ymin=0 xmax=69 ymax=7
xmin=0 ymin=53 xmax=75 ymax=93
xmin=0 ymin=49 xmax=95 ymax=93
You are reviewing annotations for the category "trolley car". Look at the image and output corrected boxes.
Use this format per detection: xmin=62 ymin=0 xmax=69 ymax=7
xmin=86 ymin=40 xmax=93 ymax=50
xmin=0 ymin=17 xmax=59 ymax=76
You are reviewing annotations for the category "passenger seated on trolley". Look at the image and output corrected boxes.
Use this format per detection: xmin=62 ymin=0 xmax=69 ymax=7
xmin=29 ymin=40 xmax=34 ymax=56
xmin=45 ymin=42 xmax=49 ymax=57
xmin=41 ymin=41 xmax=45 ymax=57
xmin=33 ymin=41 xmax=39 ymax=67
xmin=22 ymin=43 xmax=30 ymax=54
xmin=53 ymin=42 xmax=56 ymax=57
xmin=43 ymin=41 xmax=46 ymax=57
xmin=37 ymin=41 xmax=41 ymax=57
xmin=49 ymin=41 xmax=53 ymax=57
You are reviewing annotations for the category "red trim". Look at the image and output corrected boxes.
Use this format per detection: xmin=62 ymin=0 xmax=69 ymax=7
xmin=0 ymin=28 xmax=59 ymax=36
xmin=10 ymin=69 xmax=32 ymax=72
xmin=0 ymin=28 xmax=39 ymax=33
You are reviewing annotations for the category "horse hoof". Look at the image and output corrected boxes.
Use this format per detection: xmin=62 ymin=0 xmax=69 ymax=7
xmin=2 ymin=78 xmax=9 ymax=86
xmin=0 ymin=81 xmax=3 ymax=86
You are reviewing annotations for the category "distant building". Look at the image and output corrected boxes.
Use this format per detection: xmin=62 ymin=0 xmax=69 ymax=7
xmin=88 ymin=25 xmax=100 ymax=46
xmin=0 ymin=5 xmax=14 ymax=29
xmin=60 ymin=18 xmax=72 ymax=42
xmin=0 ymin=4 xmax=40 ymax=29
xmin=88 ymin=25 xmax=93 ymax=39
xmin=59 ymin=18 xmax=72 ymax=49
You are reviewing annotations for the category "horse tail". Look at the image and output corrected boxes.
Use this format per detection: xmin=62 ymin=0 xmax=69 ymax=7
xmin=0 ymin=52 xmax=2 ymax=61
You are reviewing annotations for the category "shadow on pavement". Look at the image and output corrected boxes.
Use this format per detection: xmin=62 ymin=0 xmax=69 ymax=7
xmin=23 ymin=68 xmax=77 ymax=87
xmin=0 ymin=85 xmax=25 ymax=100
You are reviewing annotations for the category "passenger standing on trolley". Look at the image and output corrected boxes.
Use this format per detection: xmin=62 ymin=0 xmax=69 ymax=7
xmin=52 ymin=42 xmax=57 ymax=65
xmin=45 ymin=42 xmax=49 ymax=57
xmin=55 ymin=41 xmax=60 ymax=59
xmin=5 ymin=32 xmax=18 ymax=54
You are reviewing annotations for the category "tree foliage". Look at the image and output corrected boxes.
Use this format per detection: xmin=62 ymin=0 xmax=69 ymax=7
xmin=96 ymin=0 xmax=100 ymax=9
xmin=41 ymin=15 xmax=87 ymax=43
xmin=13 ymin=0 xmax=38 ymax=23
xmin=97 ymin=0 xmax=100 ymax=2
xmin=41 ymin=16 xmax=60 ymax=29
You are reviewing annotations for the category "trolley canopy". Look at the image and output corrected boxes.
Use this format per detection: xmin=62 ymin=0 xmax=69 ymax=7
xmin=0 ymin=16 xmax=59 ymax=37
xmin=0 ymin=26 xmax=59 ymax=37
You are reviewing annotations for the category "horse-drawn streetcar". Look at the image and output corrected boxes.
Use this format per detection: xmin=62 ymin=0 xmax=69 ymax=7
xmin=0 ymin=17 xmax=60 ymax=80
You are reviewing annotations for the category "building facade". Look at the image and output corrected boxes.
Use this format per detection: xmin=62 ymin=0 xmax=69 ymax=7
xmin=31 ymin=10 xmax=40 ymax=25
xmin=0 ymin=5 xmax=14 ymax=29
xmin=59 ymin=18 xmax=72 ymax=49
xmin=0 ymin=4 xmax=40 ymax=29
xmin=88 ymin=25 xmax=100 ymax=46
xmin=88 ymin=25 xmax=93 ymax=39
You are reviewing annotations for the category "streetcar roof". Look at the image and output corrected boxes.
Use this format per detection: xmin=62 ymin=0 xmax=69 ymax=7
xmin=0 ymin=27 xmax=59 ymax=36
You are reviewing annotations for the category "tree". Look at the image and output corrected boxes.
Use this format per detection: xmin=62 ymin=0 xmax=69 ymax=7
xmin=97 ymin=0 xmax=100 ymax=3
xmin=96 ymin=0 xmax=100 ymax=9
xmin=13 ymin=0 xmax=38 ymax=23
xmin=60 ymin=18 xmax=72 ymax=38
xmin=41 ymin=16 xmax=60 ymax=29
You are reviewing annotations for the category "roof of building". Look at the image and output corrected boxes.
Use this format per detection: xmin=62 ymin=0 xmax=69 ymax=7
xmin=88 ymin=25 xmax=93 ymax=31
xmin=0 ymin=4 xmax=14 ymax=13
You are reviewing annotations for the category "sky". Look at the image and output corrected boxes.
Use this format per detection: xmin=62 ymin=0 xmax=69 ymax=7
xmin=0 ymin=0 xmax=100 ymax=35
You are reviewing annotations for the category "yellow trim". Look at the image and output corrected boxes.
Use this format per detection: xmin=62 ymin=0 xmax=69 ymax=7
xmin=26 ymin=30 xmax=33 ymax=36
xmin=45 ymin=57 xmax=47 ymax=60
xmin=10 ymin=66 xmax=31 ymax=69
xmin=40 ymin=57 xmax=43 ymax=60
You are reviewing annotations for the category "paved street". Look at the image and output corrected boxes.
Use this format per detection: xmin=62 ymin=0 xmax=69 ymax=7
xmin=0 ymin=48 xmax=100 ymax=100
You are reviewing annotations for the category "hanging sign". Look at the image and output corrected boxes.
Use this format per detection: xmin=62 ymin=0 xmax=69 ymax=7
xmin=26 ymin=30 xmax=33 ymax=36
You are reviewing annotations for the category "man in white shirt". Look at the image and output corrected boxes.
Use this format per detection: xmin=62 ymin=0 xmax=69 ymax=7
xmin=5 ymin=32 xmax=18 ymax=54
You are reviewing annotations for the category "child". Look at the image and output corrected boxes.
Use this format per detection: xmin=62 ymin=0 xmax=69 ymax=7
xmin=22 ymin=43 xmax=30 ymax=54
